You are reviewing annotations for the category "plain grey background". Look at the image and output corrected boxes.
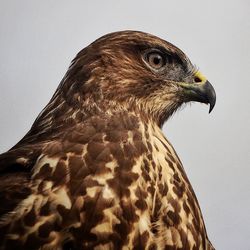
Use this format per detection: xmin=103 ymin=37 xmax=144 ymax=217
xmin=0 ymin=1 xmax=249 ymax=249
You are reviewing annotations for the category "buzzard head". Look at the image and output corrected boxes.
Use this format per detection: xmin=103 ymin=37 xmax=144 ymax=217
xmin=53 ymin=31 xmax=216 ymax=127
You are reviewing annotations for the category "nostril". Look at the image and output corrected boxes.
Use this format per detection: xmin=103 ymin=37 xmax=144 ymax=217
xmin=194 ymin=77 xmax=201 ymax=83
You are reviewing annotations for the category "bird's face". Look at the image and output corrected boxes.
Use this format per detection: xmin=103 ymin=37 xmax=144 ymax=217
xmin=66 ymin=31 xmax=216 ymax=126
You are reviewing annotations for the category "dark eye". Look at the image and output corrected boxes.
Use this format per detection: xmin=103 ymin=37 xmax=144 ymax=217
xmin=145 ymin=51 xmax=165 ymax=70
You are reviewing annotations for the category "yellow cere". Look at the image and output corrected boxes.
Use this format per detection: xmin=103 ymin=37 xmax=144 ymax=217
xmin=195 ymin=71 xmax=207 ymax=84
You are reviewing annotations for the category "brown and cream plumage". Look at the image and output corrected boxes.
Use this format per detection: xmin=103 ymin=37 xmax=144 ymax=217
xmin=0 ymin=31 xmax=216 ymax=250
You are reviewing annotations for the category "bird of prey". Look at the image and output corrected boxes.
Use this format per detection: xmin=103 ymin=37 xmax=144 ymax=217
xmin=0 ymin=31 xmax=216 ymax=250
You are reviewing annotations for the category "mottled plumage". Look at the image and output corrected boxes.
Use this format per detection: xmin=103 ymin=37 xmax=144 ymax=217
xmin=0 ymin=31 xmax=216 ymax=250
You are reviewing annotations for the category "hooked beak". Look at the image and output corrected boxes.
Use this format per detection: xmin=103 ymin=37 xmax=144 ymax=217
xmin=178 ymin=71 xmax=216 ymax=113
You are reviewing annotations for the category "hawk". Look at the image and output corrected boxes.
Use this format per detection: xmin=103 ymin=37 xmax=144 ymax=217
xmin=0 ymin=31 xmax=216 ymax=250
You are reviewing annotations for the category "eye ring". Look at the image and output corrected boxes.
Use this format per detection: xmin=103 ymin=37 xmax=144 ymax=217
xmin=144 ymin=50 xmax=166 ymax=70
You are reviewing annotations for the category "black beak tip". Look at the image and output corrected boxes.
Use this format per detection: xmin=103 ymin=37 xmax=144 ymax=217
xmin=207 ymin=83 xmax=216 ymax=113
xmin=209 ymin=103 xmax=215 ymax=113
xmin=208 ymin=96 xmax=216 ymax=113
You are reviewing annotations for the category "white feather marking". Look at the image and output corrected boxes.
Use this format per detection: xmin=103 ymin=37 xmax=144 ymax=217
xmin=86 ymin=186 xmax=99 ymax=198
xmin=102 ymin=185 xmax=114 ymax=199
xmin=91 ymin=221 xmax=113 ymax=234
xmin=52 ymin=187 xmax=72 ymax=209
xmin=32 ymin=155 xmax=59 ymax=177
xmin=138 ymin=212 xmax=150 ymax=233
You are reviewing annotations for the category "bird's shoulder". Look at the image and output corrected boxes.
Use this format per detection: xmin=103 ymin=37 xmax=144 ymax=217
xmin=0 ymin=112 xmax=145 ymax=216
xmin=0 ymin=112 xmax=150 ymax=247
